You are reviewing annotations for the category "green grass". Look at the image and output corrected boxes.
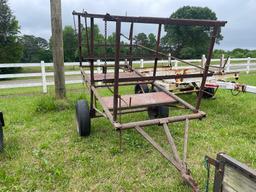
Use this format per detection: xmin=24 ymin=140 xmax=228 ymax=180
xmin=0 ymin=73 xmax=256 ymax=191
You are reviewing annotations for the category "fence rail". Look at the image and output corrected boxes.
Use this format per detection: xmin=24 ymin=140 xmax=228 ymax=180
xmin=0 ymin=56 xmax=256 ymax=93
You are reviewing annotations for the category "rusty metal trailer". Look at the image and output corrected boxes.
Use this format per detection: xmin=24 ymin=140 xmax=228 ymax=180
xmin=72 ymin=10 xmax=227 ymax=191
xmin=138 ymin=65 xmax=239 ymax=97
xmin=139 ymin=66 xmax=256 ymax=97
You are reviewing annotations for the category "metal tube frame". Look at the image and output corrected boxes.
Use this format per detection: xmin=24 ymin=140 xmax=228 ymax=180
xmin=73 ymin=10 xmax=226 ymax=191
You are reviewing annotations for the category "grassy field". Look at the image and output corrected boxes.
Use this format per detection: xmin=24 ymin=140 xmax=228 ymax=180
xmin=0 ymin=73 xmax=255 ymax=191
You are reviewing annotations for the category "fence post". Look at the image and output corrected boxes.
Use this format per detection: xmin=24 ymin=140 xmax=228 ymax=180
xmin=226 ymin=57 xmax=231 ymax=72
xmin=97 ymin=59 xmax=101 ymax=73
xmin=40 ymin=61 xmax=47 ymax=93
xmin=221 ymin=54 xmax=225 ymax=66
xmin=168 ymin=53 xmax=171 ymax=66
xmin=219 ymin=54 xmax=225 ymax=73
xmin=247 ymin=57 xmax=251 ymax=74
xmin=140 ymin=59 xmax=144 ymax=68
xmin=201 ymin=54 xmax=206 ymax=73
xmin=201 ymin=54 xmax=206 ymax=67
xmin=174 ymin=60 xmax=178 ymax=68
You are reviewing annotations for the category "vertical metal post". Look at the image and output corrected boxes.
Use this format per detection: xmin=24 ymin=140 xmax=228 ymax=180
xmin=128 ymin=22 xmax=134 ymax=68
xmin=90 ymin=18 xmax=95 ymax=117
xmin=183 ymin=118 xmax=189 ymax=164
xmin=78 ymin=15 xmax=82 ymax=67
xmin=113 ymin=20 xmax=121 ymax=121
xmin=152 ymin=24 xmax=162 ymax=87
xmin=196 ymin=26 xmax=218 ymax=110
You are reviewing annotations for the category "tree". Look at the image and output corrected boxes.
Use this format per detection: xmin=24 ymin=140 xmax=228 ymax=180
xmin=63 ymin=26 xmax=77 ymax=62
xmin=0 ymin=0 xmax=23 ymax=74
xmin=148 ymin=33 xmax=156 ymax=49
xmin=20 ymin=35 xmax=52 ymax=63
xmin=162 ymin=6 xmax=223 ymax=59
xmin=134 ymin=33 xmax=150 ymax=56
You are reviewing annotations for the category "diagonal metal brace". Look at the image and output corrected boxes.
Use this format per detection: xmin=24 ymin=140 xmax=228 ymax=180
xmin=135 ymin=126 xmax=199 ymax=191
xmin=163 ymin=123 xmax=182 ymax=164
xmin=135 ymin=126 xmax=182 ymax=172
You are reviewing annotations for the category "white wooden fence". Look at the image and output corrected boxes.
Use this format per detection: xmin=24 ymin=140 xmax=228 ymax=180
xmin=0 ymin=56 xmax=255 ymax=93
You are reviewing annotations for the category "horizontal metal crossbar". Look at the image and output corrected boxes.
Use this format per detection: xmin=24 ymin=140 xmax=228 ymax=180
xmin=73 ymin=11 xmax=227 ymax=27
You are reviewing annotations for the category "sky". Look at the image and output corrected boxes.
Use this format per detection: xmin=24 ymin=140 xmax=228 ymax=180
xmin=8 ymin=0 xmax=256 ymax=50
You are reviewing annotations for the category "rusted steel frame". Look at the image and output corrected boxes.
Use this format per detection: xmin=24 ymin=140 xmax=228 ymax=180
xmin=118 ymin=112 xmax=205 ymax=130
xmin=115 ymin=108 xmax=147 ymax=115
xmin=77 ymin=15 xmax=83 ymax=67
xmin=196 ymin=26 xmax=219 ymax=110
xmin=183 ymin=118 xmax=189 ymax=164
xmin=136 ymin=43 xmax=214 ymax=73
xmin=96 ymin=73 xmax=213 ymax=83
xmin=81 ymin=63 xmax=127 ymax=68
xmin=84 ymin=16 xmax=90 ymax=55
xmin=135 ymin=126 xmax=199 ymax=191
xmin=153 ymin=83 xmax=198 ymax=112
xmin=90 ymin=86 xmax=115 ymax=125
xmin=113 ymin=20 xmax=121 ymax=121
xmin=83 ymin=55 xmax=167 ymax=61
xmin=93 ymin=107 xmax=107 ymax=118
xmin=94 ymin=81 xmax=151 ymax=88
xmin=126 ymin=65 xmax=202 ymax=112
xmin=82 ymin=43 xmax=138 ymax=47
xmin=72 ymin=11 xmax=227 ymax=27
xmin=163 ymin=123 xmax=182 ymax=164
xmin=128 ymin=22 xmax=134 ymax=68
xmin=152 ymin=24 xmax=162 ymax=87
xmin=89 ymin=18 xmax=96 ymax=117
xmin=89 ymin=17 xmax=95 ymax=84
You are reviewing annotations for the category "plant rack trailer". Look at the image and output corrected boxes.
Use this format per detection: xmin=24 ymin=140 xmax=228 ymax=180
xmin=73 ymin=10 xmax=227 ymax=191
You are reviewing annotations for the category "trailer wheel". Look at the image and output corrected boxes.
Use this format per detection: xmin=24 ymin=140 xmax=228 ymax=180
xmin=148 ymin=105 xmax=169 ymax=119
xmin=75 ymin=100 xmax=91 ymax=137
xmin=0 ymin=124 xmax=3 ymax=151
xmin=135 ymin=84 xmax=149 ymax=94
xmin=202 ymin=88 xmax=215 ymax=98
xmin=148 ymin=87 xmax=169 ymax=119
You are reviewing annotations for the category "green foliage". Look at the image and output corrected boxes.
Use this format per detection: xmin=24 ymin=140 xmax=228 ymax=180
xmin=0 ymin=74 xmax=255 ymax=191
xmin=0 ymin=0 xmax=23 ymax=74
xmin=20 ymin=35 xmax=52 ymax=63
xmin=132 ymin=32 xmax=157 ymax=58
xmin=35 ymin=96 xmax=71 ymax=113
xmin=63 ymin=26 xmax=77 ymax=62
xmin=213 ymin=49 xmax=256 ymax=58
xmin=162 ymin=6 xmax=223 ymax=59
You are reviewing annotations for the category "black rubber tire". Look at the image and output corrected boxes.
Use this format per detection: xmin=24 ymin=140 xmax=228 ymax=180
xmin=75 ymin=100 xmax=91 ymax=137
xmin=202 ymin=88 xmax=215 ymax=98
xmin=0 ymin=124 xmax=3 ymax=152
xmin=147 ymin=86 xmax=169 ymax=119
xmin=134 ymin=84 xmax=149 ymax=94
xmin=148 ymin=105 xmax=169 ymax=119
